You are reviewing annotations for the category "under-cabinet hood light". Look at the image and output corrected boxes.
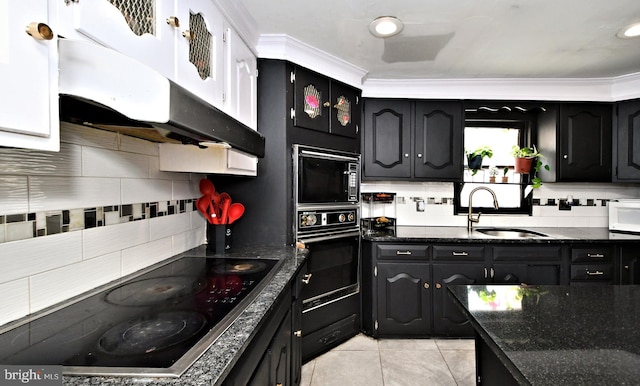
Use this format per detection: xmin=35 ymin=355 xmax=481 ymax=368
xmin=617 ymin=22 xmax=640 ymax=38
xmin=369 ymin=16 xmax=403 ymax=38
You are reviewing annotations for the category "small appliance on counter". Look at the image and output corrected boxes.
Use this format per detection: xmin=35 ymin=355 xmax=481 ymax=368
xmin=361 ymin=192 xmax=396 ymax=236
xmin=609 ymin=199 xmax=640 ymax=234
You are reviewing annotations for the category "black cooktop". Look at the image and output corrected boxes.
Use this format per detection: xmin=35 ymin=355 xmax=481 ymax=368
xmin=0 ymin=256 xmax=279 ymax=377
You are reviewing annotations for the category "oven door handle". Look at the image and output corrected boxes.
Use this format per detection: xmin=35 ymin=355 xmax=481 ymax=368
xmin=298 ymin=230 xmax=360 ymax=244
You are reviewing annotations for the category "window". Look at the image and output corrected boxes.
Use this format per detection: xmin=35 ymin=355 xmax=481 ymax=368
xmin=454 ymin=104 xmax=544 ymax=216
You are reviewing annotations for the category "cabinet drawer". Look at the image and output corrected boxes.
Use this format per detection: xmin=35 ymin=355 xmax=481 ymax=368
xmin=571 ymin=246 xmax=612 ymax=263
xmin=492 ymin=245 xmax=563 ymax=262
xmin=376 ymin=245 xmax=428 ymax=260
xmin=432 ymin=245 xmax=485 ymax=261
xmin=570 ymin=264 xmax=613 ymax=281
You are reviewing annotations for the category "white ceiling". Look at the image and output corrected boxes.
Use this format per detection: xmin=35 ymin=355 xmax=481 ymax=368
xmin=238 ymin=0 xmax=640 ymax=80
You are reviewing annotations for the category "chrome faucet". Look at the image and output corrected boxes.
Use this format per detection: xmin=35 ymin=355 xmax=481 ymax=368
xmin=468 ymin=187 xmax=499 ymax=230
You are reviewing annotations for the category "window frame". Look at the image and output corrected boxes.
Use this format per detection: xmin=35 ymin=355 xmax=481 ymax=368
xmin=454 ymin=105 xmax=542 ymax=216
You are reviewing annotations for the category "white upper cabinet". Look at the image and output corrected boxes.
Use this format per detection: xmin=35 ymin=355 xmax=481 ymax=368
xmin=223 ymin=23 xmax=257 ymax=130
xmin=175 ymin=0 xmax=225 ymax=108
xmin=57 ymin=0 xmax=179 ymax=80
xmin=0 ymin=0 xmax=60 ymax=151
xmin=0 ymin=0 xmax=59 ymax=151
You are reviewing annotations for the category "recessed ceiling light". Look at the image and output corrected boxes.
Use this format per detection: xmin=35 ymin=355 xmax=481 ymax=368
xmin=617 ymin=22 xmax=640 ymax=38
xmin=369 ymin=16 xmax=404 ymax=38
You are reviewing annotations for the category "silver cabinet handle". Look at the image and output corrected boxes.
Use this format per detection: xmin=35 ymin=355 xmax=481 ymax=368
xmin=302 ymin=273 xmax=312 ymax=284
xmin=452 ymin=251 xmax=469 ymax=256
xmin=484 ymin=267 xmax=487 ymax=278
xmin=417 ymin=153 xmax=422 ymax=158
xmin=586 ymin=270 xmax=604 ymax=276
xmin=587 ymin=253 xmax=605 ymax=258
xmin=404 ymin=153 xmax=410 ymax=158
xmin=396 ymin=251 xmax=412 ymax=255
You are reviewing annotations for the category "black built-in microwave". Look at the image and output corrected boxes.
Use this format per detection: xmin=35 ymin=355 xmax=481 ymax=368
xmin=294 ymin=145 xmax=360 ymax=205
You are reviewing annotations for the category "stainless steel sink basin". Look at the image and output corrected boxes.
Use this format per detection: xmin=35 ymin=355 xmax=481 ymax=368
xmin=474 ymin=228 xmax=550 ymax=239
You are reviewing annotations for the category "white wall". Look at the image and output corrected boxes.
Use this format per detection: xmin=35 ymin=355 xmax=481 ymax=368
xmin=362 ymin=181 xmax=640 ymax=228
xmin=0 ymin=123 xmax=206 ymax=327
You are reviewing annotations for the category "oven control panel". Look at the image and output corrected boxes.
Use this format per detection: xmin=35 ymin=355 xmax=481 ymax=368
xmin=298 ymin=209 xmax=357 ymax=230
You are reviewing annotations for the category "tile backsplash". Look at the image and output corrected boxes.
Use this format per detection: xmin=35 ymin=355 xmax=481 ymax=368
xmin=362 ymin=181 xmax=640 ymax=228
xmin=0 ymin=123 xmax=206 ymax=327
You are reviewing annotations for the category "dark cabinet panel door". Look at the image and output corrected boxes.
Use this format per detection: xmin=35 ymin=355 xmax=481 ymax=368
xmin=363 ymin=100 xmax=411 ymax=178
xmin=414 ymin=101 xmax=463 ymax=180
xmin=329 ymin=81 xmax=360 ymax=138
xmin=558 ymin=103 xmax=612 ymax=181
xmin=293 ymin=67 xmax=330 ymax=133
xmin=432 ymin=263 xmax=484 ymax=336
xmin=376 ymin=262 xmax=431 ymax=335
xmin=618 ymin=246 xmax=640 ymax=285
xmin=615 ymin=99 xmax=640 ymax=181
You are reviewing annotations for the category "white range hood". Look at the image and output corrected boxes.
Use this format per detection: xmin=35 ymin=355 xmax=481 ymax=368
xmin=57 ymin=39 xmax=265 ymax=158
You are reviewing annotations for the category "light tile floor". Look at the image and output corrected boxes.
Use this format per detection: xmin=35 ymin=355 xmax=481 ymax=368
xmin=301 ymin=334 xmax=476 ymax=386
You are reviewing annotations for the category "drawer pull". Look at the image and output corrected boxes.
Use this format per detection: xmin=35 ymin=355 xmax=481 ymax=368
xmin=587 ymin=253 xmax=605 ymax=258
xmin=435 ymin=283 xmax=442 ymax=289
xmin=424 ymin=282 xmax=430 ymax=289
xmin=294 ymin=330 xmax=302 ymax=337
xmin=396 ymin=251 xmax=412 ymax=255
xmin=452 ymin=251 xmax=469 ymax=256
xmin=586 ymin=270 xmax=604 ymax=276
xmin=302 ymin=273 xmax=312 ymax=284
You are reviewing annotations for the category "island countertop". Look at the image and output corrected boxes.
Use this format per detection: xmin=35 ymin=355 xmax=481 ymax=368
xmin=363 ymin=226 xmax=640 ymax=243
xmin=448 ymin=284 xmax=640 ymax=385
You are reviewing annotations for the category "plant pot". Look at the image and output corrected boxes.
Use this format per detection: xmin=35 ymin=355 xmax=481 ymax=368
xmin=467 ymin=154 xmax=483 ymax=170
xmin=501 ymin=176 xmax=509 ymax=183
xmin=514 ymin=157 xmax=534 ymax=174
xmin=489 ymin=176 xmax=496 ymax=183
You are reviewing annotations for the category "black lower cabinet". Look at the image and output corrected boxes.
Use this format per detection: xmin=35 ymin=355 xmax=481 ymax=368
xmin=224 ymin=261 xmax=308 ymax=386
xmin=376 ymin=262 xmax=431 ymax=335
xmin=249 ymin=309 xmax=292 ymax=385
xmin=362 ymin=241 xmax=567 ymax=339
xmin=223 ymin=287 xmax=292 ymax=386
xmin=432 ymin=263 xmax=485 ymax=336
xmin=618 ymin=245 xmax=640 ymax=285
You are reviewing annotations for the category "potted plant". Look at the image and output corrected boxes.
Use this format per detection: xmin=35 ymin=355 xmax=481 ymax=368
xmin=488 ymin=166 xmax=499 ymax=183
xmin=510 ymin=145 xmax=550 ymax=188
xmin=466 ymin=145 xmax=493 ymax=175
xmin=501 ymin=166 xmax=509 ymax=183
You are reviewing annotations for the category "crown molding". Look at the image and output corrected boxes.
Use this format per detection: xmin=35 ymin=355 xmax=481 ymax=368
xmin=247 ymin=32 xmax=640 ymax=102
xmin=254 ymin=34 xmax=367 ymax=89
xmin=362 ymin=74 xmax=640 ymax=102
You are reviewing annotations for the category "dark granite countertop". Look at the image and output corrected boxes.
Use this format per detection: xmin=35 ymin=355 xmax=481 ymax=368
xmin=449 ymin=284 xmax=640 ymax=385
xmin=364 ymin=226 xmax=640 ymax=243
xmin=63 ymin=244 xmax=307 ymax=386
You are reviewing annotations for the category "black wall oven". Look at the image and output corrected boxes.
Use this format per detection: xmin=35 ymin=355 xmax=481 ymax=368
xmin=293 ymin=144 xmax=361 ymax=361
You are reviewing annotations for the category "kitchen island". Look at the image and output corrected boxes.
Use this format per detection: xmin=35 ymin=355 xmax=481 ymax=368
xmin=448 ymin=284 xmax=640 ymax=385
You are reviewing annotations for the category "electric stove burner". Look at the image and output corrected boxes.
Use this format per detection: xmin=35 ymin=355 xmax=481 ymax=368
xmin=105 ymin=276 xmax=207 ymax=306
xmin=98 ymin=311 xmax=207 ymax=356
xmin=213 ymin=260 xmax=268 ymax=275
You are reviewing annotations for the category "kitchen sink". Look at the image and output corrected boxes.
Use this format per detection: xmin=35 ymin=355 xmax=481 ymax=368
xmin=474 ymin=228 xmax=551 ymax=239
